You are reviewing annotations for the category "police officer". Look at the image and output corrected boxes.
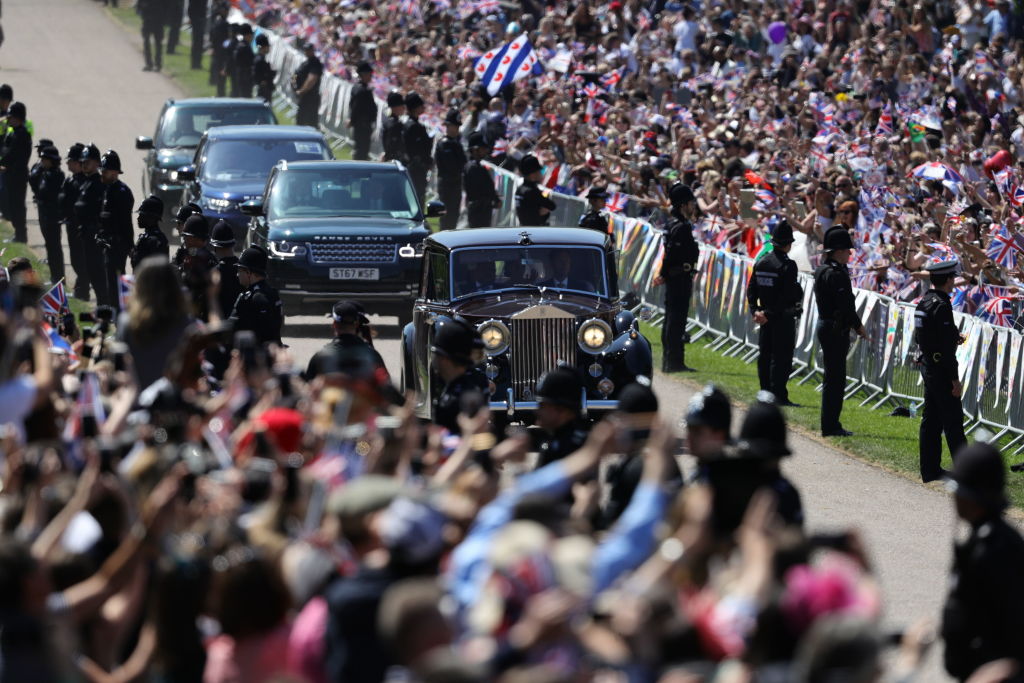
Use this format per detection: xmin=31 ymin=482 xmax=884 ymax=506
xmin=914 ymin=257 xmax=967 ymax=482
xmin=463 ymin=132 xmax=499 ymax=228
xmin=813 ymin=227 xmax=867 ymax=437
xmin=533 ymin=365 xmax=589 ymax=469
xmin=130 ymin=195 xmax=169 ymax=269
xmin=230 ymin=245 xmax=283 ymax=345
xmin=252 ymin=34 xmax=276 ymax=104
xmin=231 ymin=23 xmax=254 ymax=97
xmin=165 ymin=0 xmax=185 ymax=55
xmin=348 ymin=62 xmax=377 ymax=161
xmin=655 ymin=183 xmax=700 ymax=372
xmin=0 ymin=101 xmax=31 ymax=242
xmin=138 ymin=0 xmax=165 ymax=71
xmin=734 ymin=392 xmax=804 ymax=528
xmin=430 ymin=316 xmax=488 ymax=434
xmin=403 ymin=92 xmax=433 ymax=205
xmin=178 ymin=215 xmax=219 ymax=321
xmin=172 ymin=202 xmax=203 ymax=266
xmin=209 ymin=2 xmax=230 ymax=96
xmin=210 ymin=220 xmax=241 ymax=317
xmin=60 ymin=142 xmax=90 ymax=299
xmin=434 ymin=110 xmax=466 ymax=230
xmin=98 ymin=150 xmax=135 ymax=309
xmin=29 ymin=145 xmax=65 ymax=284
xmin=515 ymin=154 xmax=555 ymax=226
xmin=685 ymin=383 xmax=733 ymax=481
xmin=381 ymin=91 xmax=406 ymax=162
xmin=578 ymin=187 xmax=608 ymax=232
xmin=188 ymin=0 xmax=208 ymax=70
xmin=305 ymin=300 xmax=388 ymax=382
xmin=74 ymin=145 xmax=107 ymax=304
xmin=941 ymin=442 xmax=1024 ymax=681
xmin=292 ymin=40 xmax=323 ymax=129
xmin=746 ymin=220 xmax=802 ymax=406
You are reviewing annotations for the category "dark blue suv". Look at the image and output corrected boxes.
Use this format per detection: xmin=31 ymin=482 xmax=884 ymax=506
xmin=241 ymin=160 xmax=444 ymax=322
xmin=135 ymin=98 xmax=275 ymax=222
xmin=177 ymin=125 xmax=332 ymax=240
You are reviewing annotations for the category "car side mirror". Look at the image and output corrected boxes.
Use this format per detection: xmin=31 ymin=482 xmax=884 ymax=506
xmin=425 ymin=200 xmax=446 ymax=218
xmin=135 ymin=136 xmax=154 ymax=150
xmin=174 ymin=165 xmax=196 ymax=182
xmin=240 ymin=199 xmax=264 ymax=216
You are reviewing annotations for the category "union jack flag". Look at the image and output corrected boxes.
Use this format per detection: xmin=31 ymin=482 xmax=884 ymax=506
xmin=980 ymin=296 xmax=1014 ymax=327
xmin=605 ymin=191 xmax=628 ymax=213
xmin=1012 ymin=185 xmax=1024 ymax=208
xmin=582 ymin=82 xmax=603 ymax=99
xmin=600 ymin=67 xmax=624 ymax=91
xmin=875 ymin=103 xmax=893 ymax=138
xmin=118 ymin=274 xmax=135 ymax=310
xmin=457 ymin=44 xmax=481 ymax=60
xmin=987 ymin=227 xmax=1024 ymax=268
xmin=491 ymin=138 xmax=508 ymax=157
xmin=39 ymin=280 xmax=68 ymax=317
xmin=754 ymin=189 xmax=776 ymax=205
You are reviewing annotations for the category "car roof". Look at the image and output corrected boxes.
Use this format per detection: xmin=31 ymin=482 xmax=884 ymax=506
xmin=167 ymin=98 xmax=273 ymax=109
xmin=204 ymin=125 xmax=326 ymax=141
xmin=275 ymin=160 xmax=406 ymax=173
xmin=427 ymin=227 xmax=611 ymax=251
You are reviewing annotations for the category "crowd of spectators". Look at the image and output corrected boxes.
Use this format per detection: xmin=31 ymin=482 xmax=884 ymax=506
xmin=242 ymin=0 xmax=1024 ymax=328
xmin=0 ymin=256 xmax=965 ymax=682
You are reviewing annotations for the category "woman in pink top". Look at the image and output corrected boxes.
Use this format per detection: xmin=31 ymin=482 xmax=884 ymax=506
xmin=204 ymin=546 xmax=293 ymax=683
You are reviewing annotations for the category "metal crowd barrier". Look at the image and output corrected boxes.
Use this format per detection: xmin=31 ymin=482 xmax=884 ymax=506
xmin=480 ymin=163 xmax=1024 ymax=455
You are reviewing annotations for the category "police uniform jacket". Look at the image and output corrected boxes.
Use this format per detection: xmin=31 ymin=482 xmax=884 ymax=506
xmin=253 ymin=54 xmax=276 ymax=97
xmin=234 ymin=41 xmax=254 ymax=78
xmin=660 ymin=214 xmax=699 ymax=278
xmin=292 ymin=55 xmax=323 ymax=103
xmin=515 ymin=181 xmax=556 ymax=226
xmin=349 ymin=82 xmax=377 ymax=132
xmin=535 ymin=419 xmax=588 ymax=469
xmin=99 ymin=180 xmax=135 ymax=253
xmin=230 ymin=279 xmax=283 ymax=345
xmin=433 ymin=367 xmax=490 ymax=434
xmin=578 ymin=209 xmax=607 ymax=233
xmin=131 ymin=228 xmax=170 ymax=269
xmin=215 ymin=255 xmax=242 ymax=318
xmin=463 ymin=159 xmax=498 ymax=205
xmin=942 ymin=515 xmax=1024 ymax=680
xmin=74 ymin=172 xmax=105 ymax=235
xmin=381 ymin=116 xmax=405 ymax=162
xmin=209 ymin=14 xmax=229 ymax=55
xmin=813 ymin=259 xmax=862 ymax=331
xmin=59 ymin=172 xmax=84 ymax=227
xmin=434 ymin=135 xmax=467 ymax=183
xmin=304 ymin=333 xmax=387 ymax=382
xmin=746 ymin=250 xmax=802 ymax=317
xmin=30 ymin=164 xmax=65 ymax=213
xmin=0 ymin=124 xmax=31 ymax=181
xmin=915 ymin=289 xmax=960 ymax=379
xmin=403 ymin=119 xmax=433 ymax=169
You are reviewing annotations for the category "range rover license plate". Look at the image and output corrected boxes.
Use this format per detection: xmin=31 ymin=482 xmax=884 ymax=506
xmin=329 ymin=268 xmax=379 ymax=280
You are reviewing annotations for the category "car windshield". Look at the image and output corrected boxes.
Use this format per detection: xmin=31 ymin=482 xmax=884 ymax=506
xmin=266 ymin=168 xmax=420 ymax=220
xmin=451 ymin=246 xmax=608 ymax=299
xmin=200 ymin=139 xmax=330 ymax=183
xmin=157 ymin=107 xmax=274 ymax=148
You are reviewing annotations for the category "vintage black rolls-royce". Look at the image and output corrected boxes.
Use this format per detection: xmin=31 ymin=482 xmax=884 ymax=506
xmin=401 ymin=227 xmax=653 ymax=419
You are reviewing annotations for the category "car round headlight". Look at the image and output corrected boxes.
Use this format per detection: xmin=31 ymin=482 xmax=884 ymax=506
xmin=477 ymin=320 xmax=510 ymax=355
xmin=578 ymin=318 xmax=612 ymax=353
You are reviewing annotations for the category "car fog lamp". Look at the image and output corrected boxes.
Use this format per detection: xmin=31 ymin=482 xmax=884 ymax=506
xmin=485 ymin=363 xmax=500 ymax=380
xmin=588 ymin=362 xmax=603 ymax=378
xmin=398 ymin=245 xmax=417 ymax=258
xmin=477 ymin=320 xmax=510 ymax=355
xmin=578 ymin=319 xmax=612 ymax=353
xmin=597 ymin=378 xmax=615 ymax=396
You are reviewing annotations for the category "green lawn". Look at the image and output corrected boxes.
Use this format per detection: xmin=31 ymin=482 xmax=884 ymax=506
xmin=0 ymin=219 xmax=89 ymax=317
xmin=643 ymin=322 xmax=1024 ymax=508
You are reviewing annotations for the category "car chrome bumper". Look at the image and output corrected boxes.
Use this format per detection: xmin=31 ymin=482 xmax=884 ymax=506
xmin=278 ymin=289 xmax=415 ymax=300
xmin=489 ymin=389 xmax=618 ymax=416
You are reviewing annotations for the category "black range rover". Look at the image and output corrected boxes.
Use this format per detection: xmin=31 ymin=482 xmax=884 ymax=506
xmin=241 ymin=160 xmax=443 ymax=321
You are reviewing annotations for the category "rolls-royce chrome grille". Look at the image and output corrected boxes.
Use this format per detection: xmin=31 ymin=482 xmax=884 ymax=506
xmin=509 ymin=305 xmax=576 ymax=402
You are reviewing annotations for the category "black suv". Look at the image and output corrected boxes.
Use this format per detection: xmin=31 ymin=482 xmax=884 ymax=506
xmin=241 ymin=160 xmax=444 ymax=322
xmin=135 ymin=98 xmax=275 ymax=220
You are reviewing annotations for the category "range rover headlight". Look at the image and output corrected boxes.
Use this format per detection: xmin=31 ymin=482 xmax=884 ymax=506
xmin=477 ymin=320 xmax=510 ymax=355
xmin=205 ymin=196 xmax=234 ymax=211
xmin=578 ymin=318 xmax=612 ymax=353
xmin=268 ymin=240 xmax=307 ymax=258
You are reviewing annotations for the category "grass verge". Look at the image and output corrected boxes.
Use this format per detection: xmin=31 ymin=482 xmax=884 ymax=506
xmin=0 ymin=220 xmax=89 ymax=317
xmin=642 ymin=322 xmax=1024 ymax=508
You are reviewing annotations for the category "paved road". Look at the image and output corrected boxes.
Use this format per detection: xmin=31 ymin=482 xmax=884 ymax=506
xmin=10 ymin=0 xmax=954 ymax=677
